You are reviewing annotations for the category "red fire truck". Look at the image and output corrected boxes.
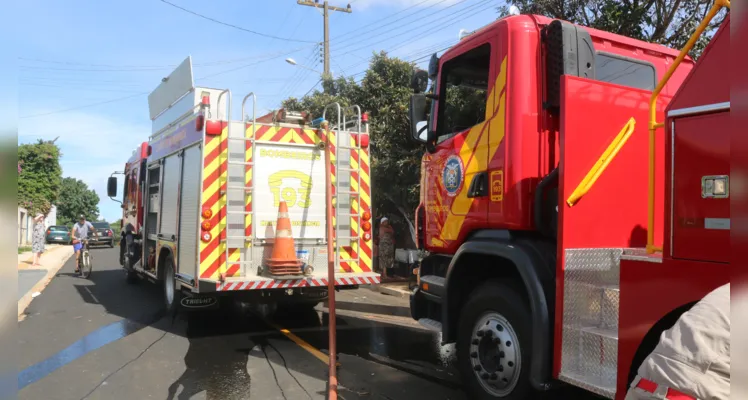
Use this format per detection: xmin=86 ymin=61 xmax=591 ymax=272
xmin=407 ymin=3 xmax=730 ymax=399
xmin=107 ymin=56 xmax=379 ymax=313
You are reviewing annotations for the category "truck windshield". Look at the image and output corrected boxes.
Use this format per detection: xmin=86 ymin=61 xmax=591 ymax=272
xmin=437 ymin=42 xmax=491 ymax=142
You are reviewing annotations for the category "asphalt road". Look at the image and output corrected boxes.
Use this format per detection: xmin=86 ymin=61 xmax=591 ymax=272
xmin=18 ymin=247 xmax=603 ymax=400
xmin=18 ymin=269 xmax=47 ymax=300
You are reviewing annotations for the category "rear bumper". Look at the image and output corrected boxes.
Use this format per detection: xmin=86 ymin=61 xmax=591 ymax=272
xmin=46 ymin=237 xmax=70 ymax=244
xmin=217 ymin=272 xmax=381 ymax=291
xmin=89 ymin=237 xmax=114 ymax=244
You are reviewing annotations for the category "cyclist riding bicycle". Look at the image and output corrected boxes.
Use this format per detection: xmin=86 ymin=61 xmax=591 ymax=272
xmin=71 ymin=215 xmax=96 ymax=273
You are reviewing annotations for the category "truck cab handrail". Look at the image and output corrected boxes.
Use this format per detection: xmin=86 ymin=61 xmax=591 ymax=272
xmin=566 ymin=117 xmax=636 ymax=207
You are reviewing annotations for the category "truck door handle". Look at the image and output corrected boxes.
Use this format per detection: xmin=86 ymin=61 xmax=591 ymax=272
xmin=467 ymin=172 xmax=488 ymax=198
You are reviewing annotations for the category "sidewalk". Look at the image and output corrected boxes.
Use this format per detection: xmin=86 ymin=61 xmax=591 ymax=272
xmin=364 ymin=280 xmax=412 ymax=299
xmin=18 ymin=244 xmax=74 ymax=321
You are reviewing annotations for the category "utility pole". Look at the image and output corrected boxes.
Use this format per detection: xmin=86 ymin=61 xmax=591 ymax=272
xmin=297 ymin=0 xmax=352 ymax=78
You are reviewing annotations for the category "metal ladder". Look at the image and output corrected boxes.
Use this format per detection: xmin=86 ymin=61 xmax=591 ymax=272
xmin=218 ymin=90 xmax=258 ymax=276
xmin=322 ymin=103 xmax=365 ymax=271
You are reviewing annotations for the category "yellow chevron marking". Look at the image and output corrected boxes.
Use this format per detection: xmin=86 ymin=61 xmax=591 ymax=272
xmin=205 ymin=136 xmax=220 ymax=155
xmin=280 ymin=129 xmax=294 ymax=143
xmin=260 ymin=127 xmax=278 ymax=141
xmin=439 ymin=56 xmax=507 ymax=241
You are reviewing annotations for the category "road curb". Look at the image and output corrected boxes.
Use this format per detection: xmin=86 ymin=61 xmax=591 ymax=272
xmin=362 ymin=283 xmax=412 ymax=299
xmin=18 ymin=246 xmax=74 ymax=322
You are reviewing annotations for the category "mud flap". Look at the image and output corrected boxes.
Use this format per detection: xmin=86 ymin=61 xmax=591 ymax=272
xmin=180 ymin=295 xmax=220 ymax=311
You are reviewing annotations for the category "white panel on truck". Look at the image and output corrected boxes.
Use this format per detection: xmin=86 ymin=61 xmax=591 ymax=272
xmin=254 ymin=143 xmax=326 ymax=239
xmin=148 ymin=56 xmax=194 ymax=121
xmin=178 ymin=144 xmax=201 ymax=277
xmin=160 ymin=153 xmax=181 ymax=238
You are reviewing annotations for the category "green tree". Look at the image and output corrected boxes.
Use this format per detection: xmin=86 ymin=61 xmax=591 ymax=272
xmin=499 ymin=0 xmax=728 ymax=58
xmin=57 ymin=177 xmax=100 ymax=227
xmin=18 ymin=140 xmax=62 ymax=215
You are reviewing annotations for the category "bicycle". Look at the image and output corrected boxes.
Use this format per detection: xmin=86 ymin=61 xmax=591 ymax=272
xmin=77 ymin=238 xmax=93 ymax=279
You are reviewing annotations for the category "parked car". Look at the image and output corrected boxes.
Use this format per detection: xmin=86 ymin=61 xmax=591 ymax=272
xmin=45 ymin=225 xmax=72 ymax=244
xmin=90 ymin=222 xmax=115 ymax=248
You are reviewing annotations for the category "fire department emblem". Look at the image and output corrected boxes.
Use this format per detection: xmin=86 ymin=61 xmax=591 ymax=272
xmin=442 ymin=155 xmax=464 ymax=197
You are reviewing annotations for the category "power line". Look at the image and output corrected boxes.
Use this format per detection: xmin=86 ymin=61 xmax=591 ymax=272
xmin=279 ymin=46 xmax=315 ymax=98
xmin=280 ymin=47 xmax=320 ymax=100
xmin=21 ymin=46 xmax=314 ymax=119
xmin=302 ymin=80 xmax=322 ymax=98
xmin=18 ymin=55 xmax=294 ymax=70
xmin=196 ymin=46 xmax=315 ymax=80
xmin=329 ymin=0 xmax=442 ymax=46
xmin=334 ymin=0 xmax=490 ymax=55
xmin=20 ymin=92 xmax=147 ymax=119
xmin=158 ymin=0 xmax=318 ymax=43
xmin=331 ymin=0 xmax=469 ymax=52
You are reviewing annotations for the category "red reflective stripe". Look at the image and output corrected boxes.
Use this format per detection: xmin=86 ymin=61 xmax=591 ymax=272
xmin=666 ymin=388 xmax=696 ymax=400
xmin=636 ymin=378 xmax=658 ymax=393
xmin=636 ymin=378 xmax=696 ymax=400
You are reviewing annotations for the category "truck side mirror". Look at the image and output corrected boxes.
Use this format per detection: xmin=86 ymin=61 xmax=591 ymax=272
xmin=107 ymin=176 xmax=118 ymax=198
xmin=409 ymin=94 xmax=429 ymax=143
xmin=411 ymin=69 xmax=428 ymax=94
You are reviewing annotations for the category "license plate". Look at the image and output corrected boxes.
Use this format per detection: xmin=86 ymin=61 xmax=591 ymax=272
xmin=54 ymin=237 xmax=62 ymax=240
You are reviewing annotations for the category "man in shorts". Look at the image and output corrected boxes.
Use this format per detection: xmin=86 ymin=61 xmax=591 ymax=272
xmin=71 ymin=215 xmax=96 ymax=273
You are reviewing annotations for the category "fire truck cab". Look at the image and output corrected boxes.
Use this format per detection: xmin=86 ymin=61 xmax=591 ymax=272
xmin=407 ymin=6 xmax=729 ymax=400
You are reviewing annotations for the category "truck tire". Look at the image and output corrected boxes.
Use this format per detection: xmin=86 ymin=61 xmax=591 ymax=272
xmin=163 ymin=254 xmax=182 ymax=314
xmin=122 ymin=246 xmax=138 ymax=284
xmin=457 ymin=281 xmax=533 ymax=400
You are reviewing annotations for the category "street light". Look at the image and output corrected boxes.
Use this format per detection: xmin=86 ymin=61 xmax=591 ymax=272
xmin=285 ymin=58 xmax=326 ymax=76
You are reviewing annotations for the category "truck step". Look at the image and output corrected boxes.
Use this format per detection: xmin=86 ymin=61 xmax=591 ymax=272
xmin=419 ymin=275 xmax=446 ymax=297
xmin=417 ymin=318 xmax=443 ymax=332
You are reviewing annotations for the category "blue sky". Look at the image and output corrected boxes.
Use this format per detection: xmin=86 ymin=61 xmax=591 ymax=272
xmin=16 ymin=0 xmax=502 ymax=222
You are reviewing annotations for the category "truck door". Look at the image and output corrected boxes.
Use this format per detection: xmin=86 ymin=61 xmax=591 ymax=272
xmin=424 ymin=35 xmax=497 ymax=252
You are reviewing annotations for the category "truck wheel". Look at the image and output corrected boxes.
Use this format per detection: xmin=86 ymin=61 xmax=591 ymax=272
xmin=457 ymin=281 xmax=532 ymax=400
xmin=163 ymin=255 xmax=182 ymax=314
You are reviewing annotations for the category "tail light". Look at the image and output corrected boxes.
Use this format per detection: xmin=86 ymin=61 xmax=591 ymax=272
xmin=46 ymin=229 xmax=51 ymax=235
xmin=201 ymin=221 xmax=212 ymax=231
xmin=363 ymin=232 xmax=372 ymax=241
xmin=202 ymin=208 xmax=213 ymax=219
xmin=205 ymin=120 xmax=224 ymax=136
xmin=201 ymin=231 xmax=212 ymax=242
xmin=362 ymin=221 xmax=372 ymax=232
xmin=362 ymin=211 xmax=371 ymax=221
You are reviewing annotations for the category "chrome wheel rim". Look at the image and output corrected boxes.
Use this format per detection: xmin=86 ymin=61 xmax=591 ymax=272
xmin=469 ymin=311 xmax=522 ymax=397
xmin=165 ymin=266 xmax=174 ymax=306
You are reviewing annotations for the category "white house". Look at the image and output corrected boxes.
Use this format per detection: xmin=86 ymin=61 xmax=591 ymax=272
xmin=17 ymin=205 xmax=57 ymax=246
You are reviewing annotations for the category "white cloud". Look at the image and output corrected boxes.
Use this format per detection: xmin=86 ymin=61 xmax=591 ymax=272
xmin=19 ymin=110 xmax=149 ymax=222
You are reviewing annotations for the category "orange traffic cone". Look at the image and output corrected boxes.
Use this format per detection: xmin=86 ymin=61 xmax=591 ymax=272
xmin=266 ymin=201 xmax=303 ymax=276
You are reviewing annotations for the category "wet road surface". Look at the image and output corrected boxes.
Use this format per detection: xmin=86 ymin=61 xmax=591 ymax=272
xmin=18 ymin=247 xmax=603 ymax=399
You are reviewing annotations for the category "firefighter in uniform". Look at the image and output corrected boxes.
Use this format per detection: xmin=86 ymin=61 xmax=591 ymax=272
xmin=625 ymin=283 xmax=730 ymax=400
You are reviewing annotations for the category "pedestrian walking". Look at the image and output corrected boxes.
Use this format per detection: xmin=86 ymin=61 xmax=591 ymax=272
xmin=31 ymin=213 xmax=46 ymax=267
xmin=378 ymin=217 xmax=395 ymax=278
xmin=625 ymin=283 xmax=730 ymax=400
